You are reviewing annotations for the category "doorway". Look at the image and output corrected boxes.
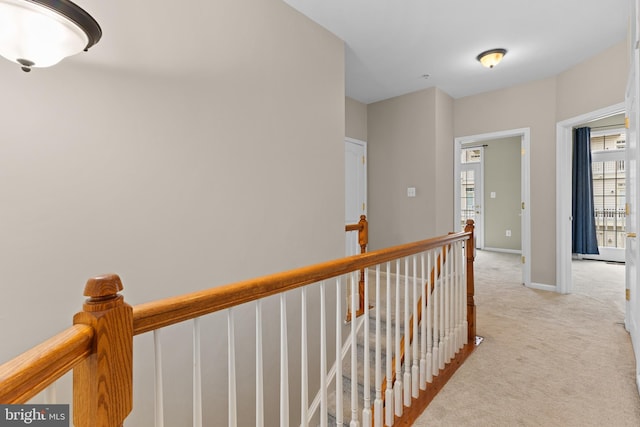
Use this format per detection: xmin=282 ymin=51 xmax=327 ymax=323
xmin=345 ymin=137 xmax=367 ymax=255
xmin=556 ymin=104 xmax=631 ymax=390
xmin=555 ymin=103 xmax=625 ymax=294
xmin=454 ymin=128 xmax=531 ymax=286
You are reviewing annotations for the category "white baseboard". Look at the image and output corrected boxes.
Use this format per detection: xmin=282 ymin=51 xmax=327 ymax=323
xmin=482 ymin=247 xmax=522 ymax=255
xmin=526 ymin=282 xmax=556 ymax=292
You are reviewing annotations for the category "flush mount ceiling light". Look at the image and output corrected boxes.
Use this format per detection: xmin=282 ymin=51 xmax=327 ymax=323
xmin=0 ymin=0 xmax=101 ymax=72
xmin=476 ymin=48 xmax=507 ymax=69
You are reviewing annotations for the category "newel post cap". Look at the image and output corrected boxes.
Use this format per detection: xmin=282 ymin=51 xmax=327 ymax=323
xmin=82 ymin=274 xmax=125 ymax=312
xmin=83 ymin=274 xmax=123 ymax=298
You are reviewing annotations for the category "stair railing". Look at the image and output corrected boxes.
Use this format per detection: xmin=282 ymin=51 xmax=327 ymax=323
xmin=377 ymin=243 xmax=449 ymax=421
xmin=0 ymin=220 xmax=475 ymax=427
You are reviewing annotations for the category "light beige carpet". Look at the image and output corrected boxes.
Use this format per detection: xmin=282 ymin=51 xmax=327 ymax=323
xmin=413 ymin=250 xmax=640 ymax=427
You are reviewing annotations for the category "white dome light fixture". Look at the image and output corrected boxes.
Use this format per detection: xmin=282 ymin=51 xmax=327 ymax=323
xmin=476 ymin=48 xmax=507 ymax=69
xmin=0 ymin=0 xmax=101 ymax=72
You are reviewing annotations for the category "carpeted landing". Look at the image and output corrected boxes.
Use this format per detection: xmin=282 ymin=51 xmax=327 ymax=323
xmin=413 ymin=250 xmax=640 ymax=427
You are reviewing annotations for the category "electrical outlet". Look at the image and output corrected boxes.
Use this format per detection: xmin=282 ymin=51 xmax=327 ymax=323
xmin=407 ymin=187 xmax=416 ymax=197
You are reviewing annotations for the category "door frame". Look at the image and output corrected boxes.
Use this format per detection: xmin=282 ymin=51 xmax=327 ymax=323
xmin=454 ymin=128 xmax=531 ymax=286
xmin=555 ymin=102 xmax=625 ymax=294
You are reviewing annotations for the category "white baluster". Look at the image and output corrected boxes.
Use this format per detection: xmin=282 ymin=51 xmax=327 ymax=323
xmin=280 ymin=294 xmax=289 ymax=427
xmin=444 ymin=246 xmax=452 ymax=364
xmin=384 ymin=262 xmax=394 ymax=426
xmin=403 ymin=258 xmax=411 ymax=407
xmin=301 ymin=288 xmax=309 ymax=427
xmin=363 ymin=269 xmax=371 ymax=427
xmin=394 ymin=259 xmax=402 ymax=417
xmin=194 ymin=318 xmax=203 ymax=427
xmin=256 ymin=301 xmax=264 ymax=427
xmin=336 ymin=278 xmax=344 ymax=427
xmin=458 ymin=242 xmax=465 ymax=349
xmin=452 ymin=246 xmax=457 ymax=357
xmin=439 ymin=248 xmax=445 ymax=371
xmin=350 ymin=272 xmax=359 ymax=427
xmin=320 ymin=282 xmax=328 ymax=427
xmin=411 ymin=255 xmax=419 ymax=399
xmin=426 ymin=251 xmax=433 ymax=384
xmin=456 ymin=243 xmax=460 ymax=348
xmin=451 ymin=245 xmax=457 ymax=360
xmin=451 ymin=244 xmax=458 ymax=355
xmin=374 ymin=266 xmax=383 ymax=427
xmin=227 ymin=312 xmax=237 ymax=427
xmin=447 ymin=246 xmax=453 ymax=363
xmin=419 ymin=252 xmax=427 ymax=390
xmin=153 ymin=329 xmax=165 ymax=427
xmin=463 ymin=240 xmax=469 ymax=345
xmin=432 ymin=250 xmax=440 ymax=377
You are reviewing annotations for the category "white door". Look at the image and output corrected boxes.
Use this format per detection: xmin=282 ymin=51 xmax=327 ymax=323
xmin=345 ymin=138 xmax=367 ymax=253
xmin=459 ymin=149 xmax=484 ymax=248
xmin=625 ymin=0 xmax=640 ymax=393
xmin=627 ymin=0 xmax=640 ymax=391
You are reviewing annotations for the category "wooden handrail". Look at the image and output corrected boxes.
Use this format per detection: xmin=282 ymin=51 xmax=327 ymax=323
xmin=133 ymin=228 xmax=470 ymax=335
xmin=0 ymin=324 xmax=94 ymax=403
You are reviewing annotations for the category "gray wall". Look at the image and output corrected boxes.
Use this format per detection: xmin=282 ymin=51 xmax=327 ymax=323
xmin=435 ymin=89 xmax=455 ymax=234
xmin=346 ymin=96 xmax=368 ymax=141
xmin=0 ymin=1 xmax=344 ymax=425
xmin=367 ymin=87 xmax=454 ymax=250
xmin=454 ymin=77 xmax=558 ymax=285
xmin=483 ymin=137 xmax=522 ymax=251
xmin=556 ymin=42 xmax=628 ymax=121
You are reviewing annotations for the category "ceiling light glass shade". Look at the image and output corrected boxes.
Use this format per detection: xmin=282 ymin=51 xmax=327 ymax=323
xmin=0 ymin=0 xmax=101 ymax=71
xmin=476 ymin=48 xmax=507 ymax=69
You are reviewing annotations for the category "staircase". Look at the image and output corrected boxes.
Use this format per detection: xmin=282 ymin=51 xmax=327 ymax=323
xmin=322 ymin=231 xmax=477 ymax=426
xmin=328 ymin=271 xmax=406 ymax=425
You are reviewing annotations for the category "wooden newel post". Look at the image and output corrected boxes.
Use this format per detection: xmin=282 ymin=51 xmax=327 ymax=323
xmin=357 ymin=215 xmax=368 ymax=314
xmin=464 ymin=220 xmax=476 ymax=343
xmin=357 ymin=215 xmax=368 ymax=253
xmin=73 ymin=274 xmax=133 ymax=427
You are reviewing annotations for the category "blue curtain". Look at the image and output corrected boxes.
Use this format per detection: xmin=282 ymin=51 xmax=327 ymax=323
xmin=572 ymin=127 xmax=599 ymax=254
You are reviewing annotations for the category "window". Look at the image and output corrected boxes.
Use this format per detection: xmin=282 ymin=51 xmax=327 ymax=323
xmin=591 ymin=132 xmax=626 ymax=249
xmin=460 ymin=148 xmax=481 ymax=229
xmin=461 ymin=148 xmax=481 ymax=164
xmin=460 ymin=169 xmax=476 ymax=228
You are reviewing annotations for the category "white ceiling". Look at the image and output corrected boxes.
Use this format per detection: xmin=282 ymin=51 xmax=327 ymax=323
xmin=39 ymin=1 xmax=630 ymax=105
xmin=283 ymin=0 xmax=630 ymax=103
